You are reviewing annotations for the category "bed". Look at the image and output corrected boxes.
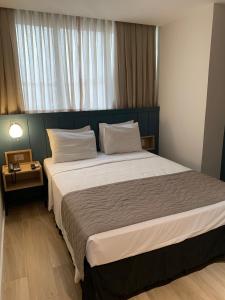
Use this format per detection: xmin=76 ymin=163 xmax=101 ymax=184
xmin=44 ymin=151 xmax=225 ymax=300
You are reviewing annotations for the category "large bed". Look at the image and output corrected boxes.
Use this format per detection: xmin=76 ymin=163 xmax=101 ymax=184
xmin=44 ymin=151 xmax=225 ymax=300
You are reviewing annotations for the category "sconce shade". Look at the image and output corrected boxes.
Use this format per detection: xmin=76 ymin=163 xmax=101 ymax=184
xmin=9 ymin=123 xmax=23 ymax=138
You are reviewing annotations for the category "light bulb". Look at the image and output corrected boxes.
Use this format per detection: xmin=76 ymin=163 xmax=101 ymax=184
xmin=9 ymin=123 xmax=23 ymax=139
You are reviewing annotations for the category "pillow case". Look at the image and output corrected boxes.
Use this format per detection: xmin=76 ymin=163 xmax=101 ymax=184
xmin=47 ymin=129 xmax=97 ymax=163
xmin=99 ymin=121 xmax=134 ymax=152
xmin=47 ymin=125 xmax=91 ymax=150
xmin=103 ymin=123 xmax=142 ymax=155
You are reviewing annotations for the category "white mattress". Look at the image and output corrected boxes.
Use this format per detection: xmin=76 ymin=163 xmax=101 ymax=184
xmin=44 ymin=151 xmax=225 ymax=282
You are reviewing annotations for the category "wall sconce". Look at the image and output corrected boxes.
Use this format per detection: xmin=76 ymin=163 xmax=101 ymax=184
xmin=9 ymin=123 xmax=23 ymax=139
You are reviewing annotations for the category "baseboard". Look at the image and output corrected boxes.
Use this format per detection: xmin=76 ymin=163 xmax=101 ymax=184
xmin=0 ymin=211 xmax=5 ymax=300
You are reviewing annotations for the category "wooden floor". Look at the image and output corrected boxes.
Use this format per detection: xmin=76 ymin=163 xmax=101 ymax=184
xmin=2 ymin=199 xmax=225 ymax=300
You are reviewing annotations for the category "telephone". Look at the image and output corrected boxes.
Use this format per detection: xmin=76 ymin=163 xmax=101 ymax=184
xmin=8 ymin=161 xmax=21 ymax=173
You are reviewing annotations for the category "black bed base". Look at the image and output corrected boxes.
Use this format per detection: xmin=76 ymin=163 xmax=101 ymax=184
xmin=82 ymin=225 xmax=225 ymax=300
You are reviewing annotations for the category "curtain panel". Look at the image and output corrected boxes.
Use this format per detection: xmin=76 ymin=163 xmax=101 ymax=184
xmin=15 ymin=10 xmax=117 ymax=113
xmin=0 ymin=8 xmax=156 ymax=114
xmin=116 ymin=22 xmax=156 ymax=108
xmin=0 ymin=8 xmax=24 ymax=114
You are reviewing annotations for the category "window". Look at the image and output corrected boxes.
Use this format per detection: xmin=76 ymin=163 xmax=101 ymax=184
xmin=15 ymin=11 xmax=117 ymax=113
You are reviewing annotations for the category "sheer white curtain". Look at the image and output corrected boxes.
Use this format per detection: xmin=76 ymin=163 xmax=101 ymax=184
xmin=15 ymin=10 xmax=117 ymax=112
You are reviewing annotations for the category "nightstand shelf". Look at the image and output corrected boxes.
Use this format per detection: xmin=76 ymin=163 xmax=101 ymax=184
xmin=2 ymin=162 xmax=43 ymax=192
xmin=141 ymin=135 xmax=156 ymax=152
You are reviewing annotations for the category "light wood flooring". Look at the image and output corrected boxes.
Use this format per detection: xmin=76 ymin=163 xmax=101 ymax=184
xmin=2 ymin=199 xmax=225 ymax=300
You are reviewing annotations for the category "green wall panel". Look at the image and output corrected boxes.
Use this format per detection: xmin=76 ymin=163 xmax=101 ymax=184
xmin=0 ymin=107 xmax=160 ymax=165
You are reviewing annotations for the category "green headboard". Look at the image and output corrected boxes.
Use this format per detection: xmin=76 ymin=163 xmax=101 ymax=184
xmin=0 ymin=107 xmax=159 ymax=165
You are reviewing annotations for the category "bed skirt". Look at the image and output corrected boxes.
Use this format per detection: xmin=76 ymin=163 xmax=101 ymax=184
xmin=82 ymin=225 xmax=225 ymax=300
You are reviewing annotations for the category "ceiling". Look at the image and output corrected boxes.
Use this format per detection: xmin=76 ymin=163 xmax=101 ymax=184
xmin=0 ymin=0 xmax=223 ymax=25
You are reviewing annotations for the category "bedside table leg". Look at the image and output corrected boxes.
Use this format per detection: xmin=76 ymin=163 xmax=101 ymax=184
xmin=2 ymin=190 xmax=8 ymax=216
xmin=5 ymin=201 xmax=8 ymax=216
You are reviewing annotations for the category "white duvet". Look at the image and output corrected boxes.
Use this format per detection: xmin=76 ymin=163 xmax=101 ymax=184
xmin=44 ymin=151 xmax=225 ymax=282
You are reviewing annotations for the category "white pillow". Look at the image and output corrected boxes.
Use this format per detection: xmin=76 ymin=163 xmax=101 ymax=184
xmin=47 ymin=125 xmax=91 ymax=150
xmin=103 ymin=123 xmax=142 ymax=155
xmin=99 ymin=121 xmax=134 ymax=152
xmin=47 ymin=130 xmax=97 ymax=163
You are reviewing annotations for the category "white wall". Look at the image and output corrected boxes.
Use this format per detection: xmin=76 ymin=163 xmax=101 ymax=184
xmin=158 ymin=4 xmax=214 ymax=171
xmin=201 ymin=4 xmax=225 ymax=178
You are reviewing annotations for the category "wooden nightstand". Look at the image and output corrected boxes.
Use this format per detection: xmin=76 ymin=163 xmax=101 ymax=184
xmin=2 ymin=162 xmax=43 ymax=192
xmin=2 ymin=149 xmax=44 ymax=215
xmin=141 ymin=135 xmax=156 ymax=152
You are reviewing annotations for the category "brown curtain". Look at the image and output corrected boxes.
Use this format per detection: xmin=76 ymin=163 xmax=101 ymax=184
xmin=0 ymin=8 xmax=23 ymax=114
xmin=116 ymin=22 xmax=156 ymax=108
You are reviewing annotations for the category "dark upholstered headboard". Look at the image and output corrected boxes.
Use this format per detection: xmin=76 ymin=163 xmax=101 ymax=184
xmin=0 ymin=107 xmax=159 ymax=165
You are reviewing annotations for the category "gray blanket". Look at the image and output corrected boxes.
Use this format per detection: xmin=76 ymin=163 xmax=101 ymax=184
xmin=61 ymin=170 xmax=225 ymax=278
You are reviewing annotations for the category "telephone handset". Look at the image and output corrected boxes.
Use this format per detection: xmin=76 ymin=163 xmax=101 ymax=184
xmin=8 ymin=161 xmax=21 ymax=173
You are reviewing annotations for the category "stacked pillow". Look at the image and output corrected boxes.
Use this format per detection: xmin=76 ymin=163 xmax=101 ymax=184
xmin=47 ymin=126 xmax=97 ymax=163
xmin=99 ymin=121 xmax=142 ymax=155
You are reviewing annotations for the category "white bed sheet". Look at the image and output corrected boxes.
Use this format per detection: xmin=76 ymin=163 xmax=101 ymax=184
xmin=44 ymin=151 xmax=225 ymax=281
